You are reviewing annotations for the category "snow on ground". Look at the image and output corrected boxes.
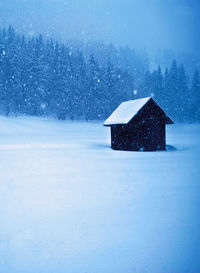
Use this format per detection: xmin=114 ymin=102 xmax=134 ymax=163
xmin=0 ymin=116 xmax=200 ymax=273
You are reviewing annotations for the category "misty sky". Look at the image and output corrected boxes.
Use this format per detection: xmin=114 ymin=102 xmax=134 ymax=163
xmin=0 ymin=0 xmax=200 ymax=54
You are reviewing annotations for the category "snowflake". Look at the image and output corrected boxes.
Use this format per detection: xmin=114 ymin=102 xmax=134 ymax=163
xmin=133 ymin=90 xmax=137 ymax=95
xmin=40 ymin=103 xmax=46 ymax=109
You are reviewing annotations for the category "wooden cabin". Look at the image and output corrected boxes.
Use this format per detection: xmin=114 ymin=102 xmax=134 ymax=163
xmin=103 ymin=97 xmax=174 ymax=151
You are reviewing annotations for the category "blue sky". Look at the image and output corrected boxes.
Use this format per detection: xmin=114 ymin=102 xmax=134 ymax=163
xmin=0 ymin=0 xmax=199 ymax=54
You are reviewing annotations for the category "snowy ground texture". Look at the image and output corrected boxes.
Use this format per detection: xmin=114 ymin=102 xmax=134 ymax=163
xmin=0 ymin=116 xmax=200 ymax=273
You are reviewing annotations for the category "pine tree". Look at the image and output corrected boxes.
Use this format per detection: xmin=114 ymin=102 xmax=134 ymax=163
xmin=154 ymin=65 xmax=164 ymax=103
xmin=165 ymin=60 xmax=178 ymax=120
xmin=0 ymin=26 xmax=19 ymax=115
xmin=177 ymin=64 xmax=189 ymax=122
xmin=103 ymin=58 xmax=116 ymax=118
xmin=191 ymin=69 xmax=200 ymax=122
xmin=26 ymin=35 xmax=48 ymax=115
xmin=162 ymin=68 xmax=172 ymax=116
xmin=85 ymin=54 xmax=102 ymax=120
xmin=71 ymin=50 xmax=87 ymax=119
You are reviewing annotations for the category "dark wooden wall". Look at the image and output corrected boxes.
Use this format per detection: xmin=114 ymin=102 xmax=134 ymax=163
xmin=111 ymin=121 xmax=166 ymax=151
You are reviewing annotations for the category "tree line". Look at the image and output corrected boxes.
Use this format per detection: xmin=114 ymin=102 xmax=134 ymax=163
xmin=139 ymin=62 xmax=200 ymax=122
xmin=0 ymin=26 xmax=199 ymax=122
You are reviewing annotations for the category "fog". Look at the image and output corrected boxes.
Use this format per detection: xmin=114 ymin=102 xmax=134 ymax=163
xmin=0 ymin=2 xmax=200 ymax=272
xmin=0 ymin=0 xmax=200 ymax=54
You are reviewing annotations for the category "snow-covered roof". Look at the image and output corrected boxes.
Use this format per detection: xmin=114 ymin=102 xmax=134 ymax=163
xmin=104 ymin=97 xmax=151 ymax=126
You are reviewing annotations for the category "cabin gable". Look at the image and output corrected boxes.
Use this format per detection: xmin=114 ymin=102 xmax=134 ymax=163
xmin=129 ymin=98 xmax=172 ymax=125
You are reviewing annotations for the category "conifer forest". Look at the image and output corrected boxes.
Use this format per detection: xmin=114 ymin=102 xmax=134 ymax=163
xmin=0 ymin=26 xmax=200 ymax=122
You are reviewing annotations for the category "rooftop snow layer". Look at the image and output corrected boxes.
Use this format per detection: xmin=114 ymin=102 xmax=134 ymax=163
xmin=104 ymin=97 xmax=151 ymax=126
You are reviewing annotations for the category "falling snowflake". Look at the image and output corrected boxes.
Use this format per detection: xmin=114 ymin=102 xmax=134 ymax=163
xmin=40 ymin=103 xmax=47 ymax=109
xmin=133 ymin=90 xmax=137 ymax=95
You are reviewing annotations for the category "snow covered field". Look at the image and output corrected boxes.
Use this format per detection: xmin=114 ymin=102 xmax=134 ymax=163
xmin=0 ymin=116 xmax=200 ymax=273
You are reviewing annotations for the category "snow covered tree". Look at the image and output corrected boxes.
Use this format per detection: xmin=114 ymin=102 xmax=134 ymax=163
xmin=190 ymin=69 xmax=200 ymax=122
xmin=176 ymin=64 xmax=189 ymax=122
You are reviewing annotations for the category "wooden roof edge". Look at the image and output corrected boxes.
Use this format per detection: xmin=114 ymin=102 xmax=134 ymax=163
xmin=103 ymin=123 xmax=126 ymax=127
xmin=146 ymin=98 xmax=174 ymax=125
xmin=165 ymin=116 xmax=174 ymax=124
